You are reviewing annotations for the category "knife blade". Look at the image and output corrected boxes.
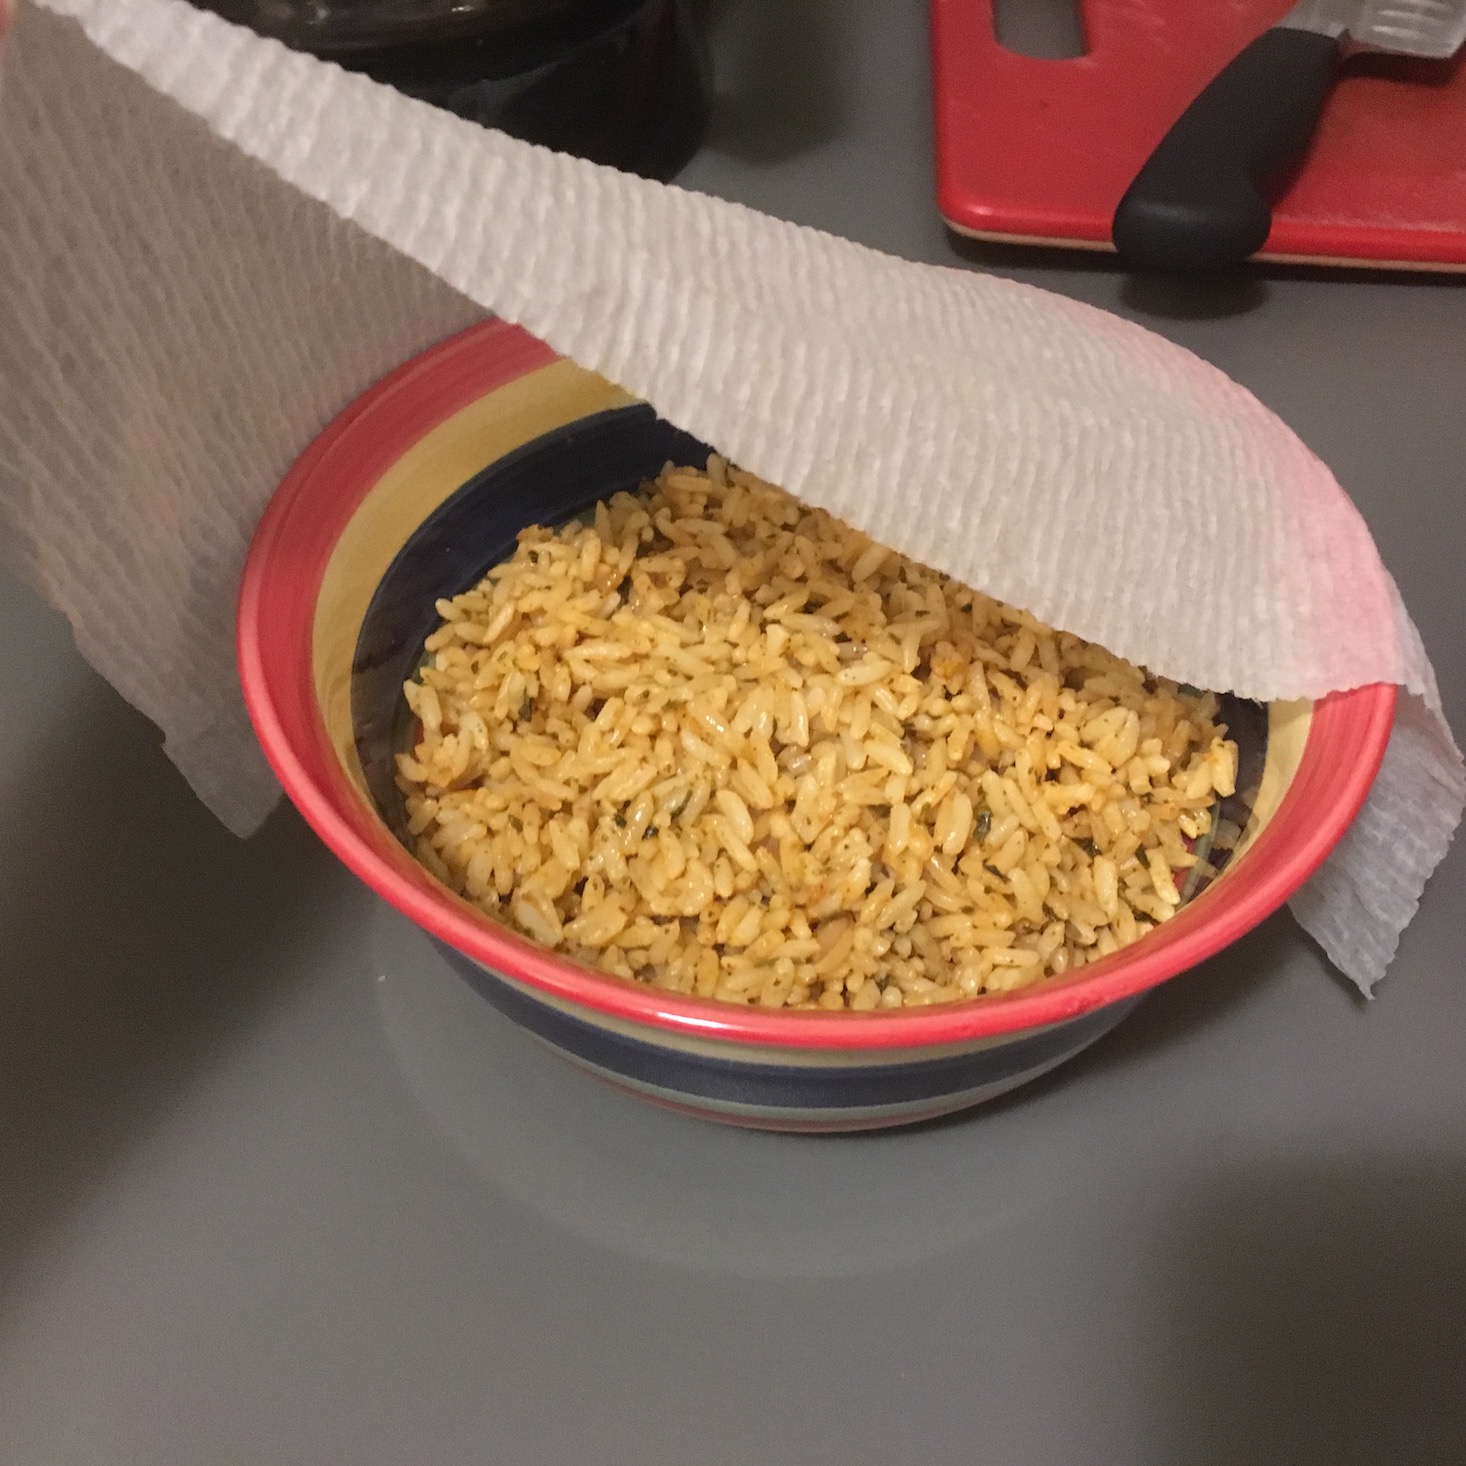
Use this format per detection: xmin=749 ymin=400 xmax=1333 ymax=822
xmin=1312 ymin=0 xmax=1466 ymax=58
xmin=1112 ymin=0 xmax=1466 ymax=271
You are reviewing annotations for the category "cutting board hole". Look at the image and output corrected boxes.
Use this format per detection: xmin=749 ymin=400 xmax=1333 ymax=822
xmin=991 ymin=0 xmax=1087 ymax=59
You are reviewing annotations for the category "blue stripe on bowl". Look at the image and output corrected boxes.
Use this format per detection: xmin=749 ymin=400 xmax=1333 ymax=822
xmin=434 ymin=938 xmax=1139 ymax=1112
xmin=1181 ymin=694 xmax=1268 ymax=901
xmin=557 ymin=1046 xmax=1110 ymax=1129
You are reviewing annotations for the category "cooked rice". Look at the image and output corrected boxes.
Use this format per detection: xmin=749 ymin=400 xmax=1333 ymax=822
xmin=396 ymin=458 xmax=1238 ymax=1010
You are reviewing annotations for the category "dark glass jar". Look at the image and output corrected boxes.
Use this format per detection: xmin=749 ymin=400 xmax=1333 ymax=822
xmin=195 ymin=1 xmax=709 ymax=181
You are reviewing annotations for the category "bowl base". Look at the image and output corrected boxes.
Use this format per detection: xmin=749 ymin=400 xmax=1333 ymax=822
xmin=526 ymin=997 xmax=1140 ymax=1133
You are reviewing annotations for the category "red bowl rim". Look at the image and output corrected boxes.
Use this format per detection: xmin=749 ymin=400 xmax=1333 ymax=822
xmin=238 ymin=320 xmax=1398 ymax=1052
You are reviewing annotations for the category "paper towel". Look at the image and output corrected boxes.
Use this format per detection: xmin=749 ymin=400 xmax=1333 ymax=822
xmin=0 ymin=0 xmax=1459 ymax=990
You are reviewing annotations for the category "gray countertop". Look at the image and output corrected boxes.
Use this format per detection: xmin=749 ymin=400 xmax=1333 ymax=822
xmin=3 ymin=2 xmax=1464 ymax=1461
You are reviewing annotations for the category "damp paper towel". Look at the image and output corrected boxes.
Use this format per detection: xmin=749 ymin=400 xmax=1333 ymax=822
xmin=0 ymin=0 xmax=1460 ymax=992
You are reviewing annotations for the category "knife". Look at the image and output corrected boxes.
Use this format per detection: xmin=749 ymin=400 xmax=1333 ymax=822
xmin=1112 ymin=0 xmax=1466 ymax=271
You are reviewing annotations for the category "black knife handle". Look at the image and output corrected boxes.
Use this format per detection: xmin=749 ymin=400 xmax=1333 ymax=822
xmin=1112 ymin=27 xmax=1343 ymax=271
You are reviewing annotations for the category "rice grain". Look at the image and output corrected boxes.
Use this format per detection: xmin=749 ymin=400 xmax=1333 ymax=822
xmin=397 ymin=461 xmax=1238 ymax=1010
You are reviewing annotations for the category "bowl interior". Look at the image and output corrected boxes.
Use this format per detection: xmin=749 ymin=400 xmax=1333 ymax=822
xmin=351 ymin=402 xmax=1273 ymax=910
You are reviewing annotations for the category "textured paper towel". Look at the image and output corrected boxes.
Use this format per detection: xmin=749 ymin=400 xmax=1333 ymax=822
xmin=0 ymin=0 xmax=1460 ymax=989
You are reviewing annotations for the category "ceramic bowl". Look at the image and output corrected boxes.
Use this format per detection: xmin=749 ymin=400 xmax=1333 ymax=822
xmin=238 ymin=320 xmax=1396 ymax=1131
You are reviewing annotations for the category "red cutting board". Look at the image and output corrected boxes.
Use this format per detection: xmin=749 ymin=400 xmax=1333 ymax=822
xmin=931 ymin=0 xmax=1466 ymax=267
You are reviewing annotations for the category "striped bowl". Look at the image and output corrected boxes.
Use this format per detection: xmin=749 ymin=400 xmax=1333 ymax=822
xmin=237 ymin=320 xmax=1396 ymax=1131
